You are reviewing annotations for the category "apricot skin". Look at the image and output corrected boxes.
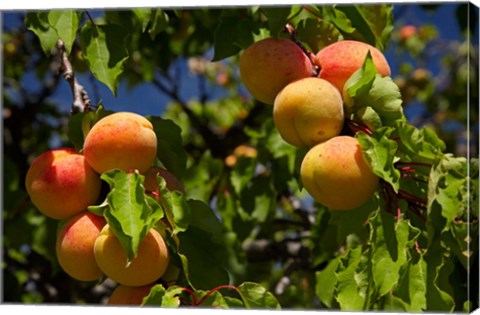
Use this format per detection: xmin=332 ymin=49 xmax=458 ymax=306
xmin=107 ymin=284 xmax=155 ymax=305
xmin=300 ymin=136 xmax=379 ymax=210
xmin=94 ymin=226 xmax=170 ymax=287
xmin=144 ymin=166 xmax=185 ymax=201
xmin=25 ymin=148 xmax=102 ymax=220
xmin=83 ymin=112 xmax=157 ymax=175
xmin=316 ymin=40 xmax=391 ymax=93
xmin=273 ymin=77 xmax=344 ymax=147
xmin=56 ymin=212 xmax=106 ymax=281
xmin=239 ymin=38 xmax=313 ymax=105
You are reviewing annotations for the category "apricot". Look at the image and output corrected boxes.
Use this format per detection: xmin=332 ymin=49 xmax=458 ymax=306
xmin=316 ymin=40 xmax=391 ymax=93
xmin=94 ymin=225 xmax=170 ymax=287
xmin=25 ymin=148 xmax=102 ymax=220
xmin=273 ymin=77 xmax=344 ymax=147
xmin=107 ymin=283 xmax=155 ymax=305
xmin=239 ymin=37 xmax=313 ymax=105
xmin=56 ymin=212 xmax=106 ymax=281
xmin=300 ymin=136 xmax=378 ymax=210
xmin=144 ymin=166 xmax=185 ymax=202
xmin=83 ymin=112 xmax=157 ymax=174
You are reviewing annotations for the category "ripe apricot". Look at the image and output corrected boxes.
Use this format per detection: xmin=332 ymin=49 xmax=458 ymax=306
xmin=239 ymin=37 xmax=313 ymax=105
xmin=300 ymin=136 xmax=378 ymax=210
xmin=107 ymin=283 xmax=155 ymax=305
xmin=94 ymin=226 xmax=170 ymax=287
xmin=25 ymin=148 xmax=102 ymax=220
xmin=56 ymin=212 xmax=106 ymax=281
xmin=83 ymin=112 xmax=157 ymax=174
xmin=316 ymin=40 xmax=391 ymax=93
xmin=273 ymin=77 xmax=344 ymax=147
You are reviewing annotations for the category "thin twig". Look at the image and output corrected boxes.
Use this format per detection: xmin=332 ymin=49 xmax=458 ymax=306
xmin=284 ymin=23 xmax=319 ymax=76
xmin=56 ymin=39 xmax=92 ymax=113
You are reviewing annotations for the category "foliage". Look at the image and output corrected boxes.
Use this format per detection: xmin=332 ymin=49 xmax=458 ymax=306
xmin=2 ymin=3 xmax=478 ymax=312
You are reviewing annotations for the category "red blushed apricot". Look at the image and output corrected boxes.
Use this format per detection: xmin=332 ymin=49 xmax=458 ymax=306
xmin=300 ymin=136 xmax=379 ymax=211
xmin=56 ymin=212 xmax=106 ymax=281
xmin=239 ymin=37 xmax=313 ymax=105
xmin=25 ymin=148 xmax=102 ymax=220
xmin=83 ymin=112 xmax=157 ymax=175
xmin=94 ymin=226 xmax=170 ymax=287
xmin=316 ymin=40 xmax=391 ymax=93
xmin=107 ymin=283 xmax=156 ymax=306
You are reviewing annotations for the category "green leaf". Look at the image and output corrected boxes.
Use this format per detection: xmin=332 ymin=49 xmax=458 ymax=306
xmin=80 ymin=23 xmax=129 ymax=95
xmin=148 ymin=10 xmax=169 ymax=40
xmin=356 ymin=129 xmax=401 ymax=192
xmin=99 ymin=169 xmax=164 ymax=261
xmin=261 ymin=6 xmax=292 ymax=37
xmin=230 ymin=157 xmax=257 ymax=196
xmin=132 ymin=8 xmax=153 ymax=32
xmin=212 ymin=10 xmax=255 ymax=61
xmin=315 ymin=257 xmax=341 ymax=308
xmin=395 ymin=121 xmax=445 ymax=163
xmin=25 ymin=12 xmax=58 ymax=56
xmin=394 ymin=252 xmax=427 ymax=312
xmin=47 ymin=10 xmax=80 ymax=54
xmin=369 ymin=211 xmax=415 ymax=297
xmin=177 ymin=226 xmax=230 ymax=290
xmin=296 ymin=18 xmax=342 ymax=53
xmin=142 ymin=284 xmax=183 ymax=307
xmin=334 ymin=4 xmax=394 ymax=49
xmin=187 ymin=199 xmax=223 ymax=243
xmin=328 ymin=196 xmax=378 ymax=245
xmin=240 ymin=176 xmax=276 ymax=223
xmin=157 ymin=176 xmax=190 ymax=235
xmin=237 ymin=282 xmax=281 ymax=309
xmin=182 ymin=150 xmax=223 ymax=201
xmin=335 ymin=246 xmax=368 ymax=310
xmin=344 ymin=53 xmax=404 ymax=127
xmin=147 ymin=116 xmax=188 ymax=179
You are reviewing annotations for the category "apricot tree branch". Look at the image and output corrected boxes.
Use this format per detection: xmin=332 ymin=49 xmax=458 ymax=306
xmin=284 ymin=23 xmax=319 ymax=76
xmin=56 ymin=39 xmax=92 ymax=113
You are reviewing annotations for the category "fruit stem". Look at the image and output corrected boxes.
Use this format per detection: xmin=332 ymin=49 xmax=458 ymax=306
xmin=180 ymin=287 xmax=198 ymax=305
xmin=284 ymin=23 xmax=320 ymax=76
xmin=195 ymin=285 xmax=240 ymax=306
xmin=346 ymin=119 xmax=373 ymax=135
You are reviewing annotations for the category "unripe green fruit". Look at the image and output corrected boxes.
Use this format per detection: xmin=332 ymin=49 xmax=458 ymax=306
xmin=273 ymin=77 xmax=344 ymax=147
xmin=300 ymin=136 xmax=378 ymax=210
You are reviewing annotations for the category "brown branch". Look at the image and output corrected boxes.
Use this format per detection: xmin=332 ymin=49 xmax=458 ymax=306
xmin=284 ymin=23 xmax=319 ymax=76
xmin=56 ymin=39 xmax=92 ymax=113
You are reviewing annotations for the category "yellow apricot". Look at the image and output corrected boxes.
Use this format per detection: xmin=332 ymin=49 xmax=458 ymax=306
xmin=56 ymin=212 xmax=106 ymax=281
xmin=239 ymin=37 xmax=313 ymax=105
xmin=316 ymin=40 xmax=391 ymax=93
xmin=273 ymin=77 xmax=344 ymax=147
xmin=83 ymin=112 xmax=157 ymax=174
xmin=94 ymin=225 xmax=170 ymax=287
xmin=25 ymin=148 xmax=102 ymax=220
xmin=107 ymin=283 xmax=156 ymax=306
xmin=300 ymin=136 xmax=378 ymax=210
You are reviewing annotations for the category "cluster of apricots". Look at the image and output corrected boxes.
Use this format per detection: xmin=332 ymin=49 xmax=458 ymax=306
xmin=240 ymin=39 xmax=391 ymax=210
xmin=25 ymin=112 xmax=184 ymax=305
